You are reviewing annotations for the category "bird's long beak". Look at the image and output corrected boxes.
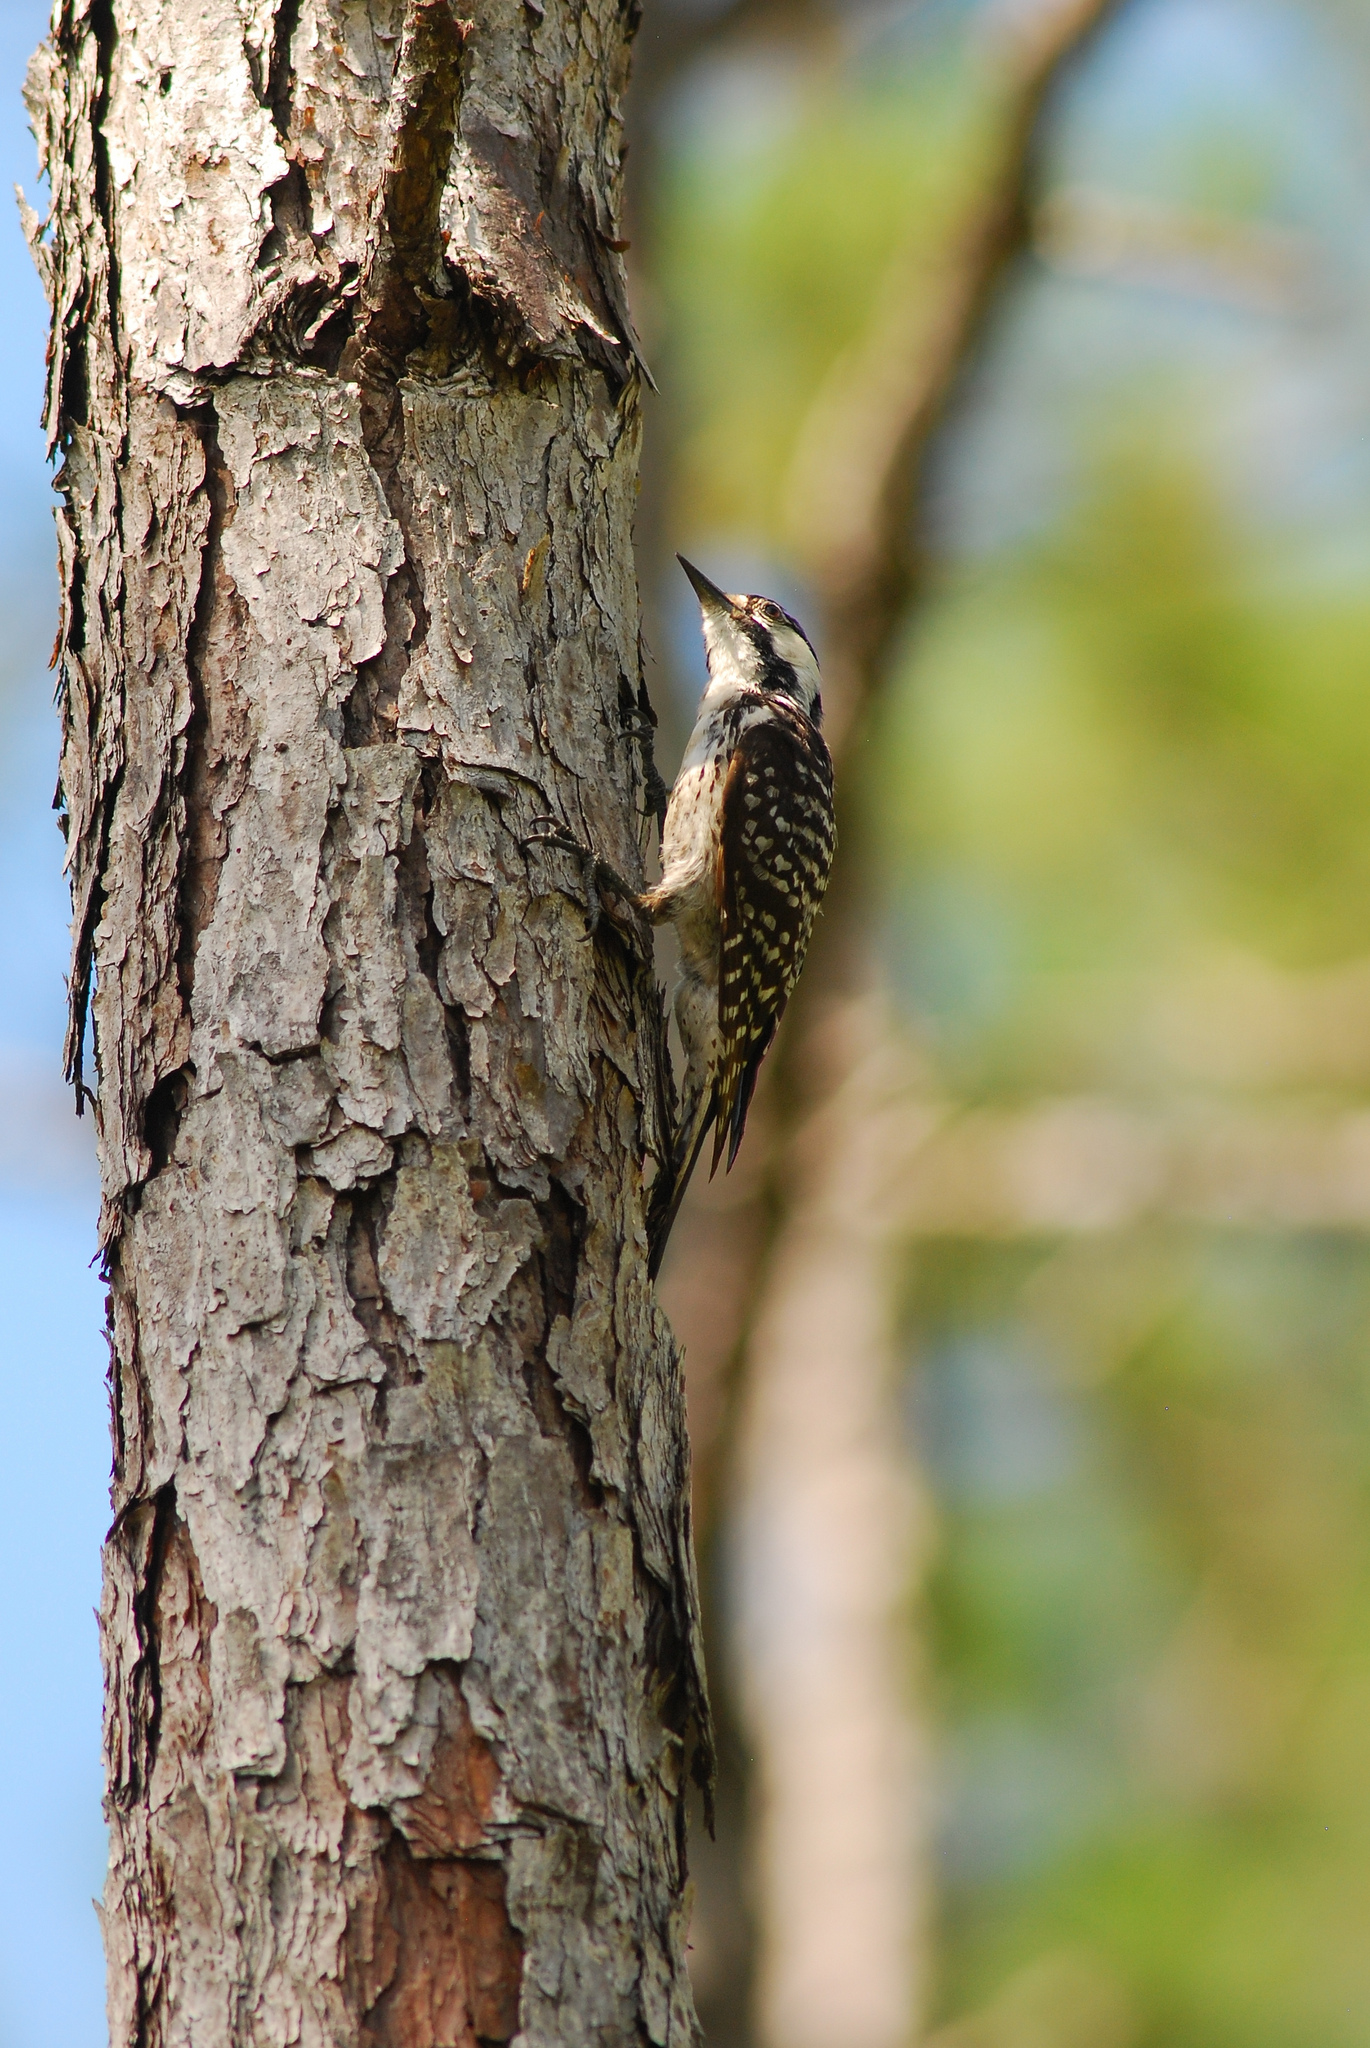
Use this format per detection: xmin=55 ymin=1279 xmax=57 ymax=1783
xmin=678 ymin=555 xmax=736 ymax=616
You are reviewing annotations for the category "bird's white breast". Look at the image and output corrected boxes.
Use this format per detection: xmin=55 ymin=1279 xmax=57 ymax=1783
xmin=656 ymin=688 xmax=762 ymax=976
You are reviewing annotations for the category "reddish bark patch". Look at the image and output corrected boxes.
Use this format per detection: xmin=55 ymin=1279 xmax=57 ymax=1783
xmin=357 ymin=1852 xmax=522 ymax=2048
xmin=399 ymin=1675 xmax=505 ymax=1860
xmin=349 ymin=1670 xmax=523 ymax=2047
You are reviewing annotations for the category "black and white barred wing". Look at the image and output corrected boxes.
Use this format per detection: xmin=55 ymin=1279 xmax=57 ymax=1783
xmin=712 ymin=708 xmax=836 ymax=1175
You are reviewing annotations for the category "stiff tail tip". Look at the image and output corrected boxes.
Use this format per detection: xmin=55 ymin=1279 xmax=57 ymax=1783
xmin=646 ymin=1094 xmax=715 ymax=1281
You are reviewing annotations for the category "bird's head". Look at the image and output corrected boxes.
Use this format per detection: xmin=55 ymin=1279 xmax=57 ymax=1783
xmin=678 ymin=556 xmax=822 ymax=724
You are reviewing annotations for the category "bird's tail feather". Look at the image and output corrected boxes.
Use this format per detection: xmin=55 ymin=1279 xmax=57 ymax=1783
xmin=647 ymin=1087 xmax=717 ymax=1281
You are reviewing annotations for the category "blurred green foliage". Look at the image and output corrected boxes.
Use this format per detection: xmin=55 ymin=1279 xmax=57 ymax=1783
xmin=913 ymin=1227 xmax=1370 ymax=2047
xmin=651 ymin=1 xmax=1370 ymax=2041
xmin=871 ymin=438 xmax=1370 ymax=1092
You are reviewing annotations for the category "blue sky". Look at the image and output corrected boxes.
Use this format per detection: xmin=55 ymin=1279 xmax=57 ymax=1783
xmin=0 ymin=3 xmax=108 ymax=2043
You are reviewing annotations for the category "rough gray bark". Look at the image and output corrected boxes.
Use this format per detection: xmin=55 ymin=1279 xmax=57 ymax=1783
xmin=25 ymin=3 xmax=708 ymax=2043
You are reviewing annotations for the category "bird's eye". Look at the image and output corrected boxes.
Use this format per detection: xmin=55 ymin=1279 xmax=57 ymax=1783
xmin=756 ymin=601 xmax=780 ymax=624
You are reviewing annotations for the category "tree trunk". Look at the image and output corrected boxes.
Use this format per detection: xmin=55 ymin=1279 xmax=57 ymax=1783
xmin=731 ymin=963 xmax=932 ymax=2048
xmin=26 ymin=3 xmax=708 ymax=2042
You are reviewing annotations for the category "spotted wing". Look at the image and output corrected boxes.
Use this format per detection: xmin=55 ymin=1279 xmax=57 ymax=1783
xmin=712 ymin=708 xmax=836 ymax=1175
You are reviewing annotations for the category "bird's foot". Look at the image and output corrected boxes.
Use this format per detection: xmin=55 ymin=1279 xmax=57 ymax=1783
xmin=523 ymin=819 xmax=647 ymax=945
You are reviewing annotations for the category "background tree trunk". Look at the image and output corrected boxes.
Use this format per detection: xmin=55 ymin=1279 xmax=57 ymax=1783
xmin=730 ymin=960 xmax=933 ymax=2048
xmin=653 ymin=5 xmax=1118 ymax=2038
xmin=27 ymin=2 xmax=708 ymax=2042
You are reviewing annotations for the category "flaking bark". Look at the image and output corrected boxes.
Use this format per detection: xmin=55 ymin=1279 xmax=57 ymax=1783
xmin=26 ymin=3 xmax=708 ymax=2043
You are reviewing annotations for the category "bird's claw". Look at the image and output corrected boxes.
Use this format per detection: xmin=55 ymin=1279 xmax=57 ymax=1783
xmin=523 ymin=816 xmax=585 ymax=859
xmin=522 ymin=819 xmax=603 ymax=935
xmin=522 ymin=817 xmax=648 ymax=945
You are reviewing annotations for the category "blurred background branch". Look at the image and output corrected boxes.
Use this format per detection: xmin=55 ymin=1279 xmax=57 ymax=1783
xmin=790 ymin=0 xmax=1124 ymax=743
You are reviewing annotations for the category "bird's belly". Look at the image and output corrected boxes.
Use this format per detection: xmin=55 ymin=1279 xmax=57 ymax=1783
xmin=673 ymin=885 xmax=721 ymax=987
xmin=657 ymin=760 xmax=723 ymax=978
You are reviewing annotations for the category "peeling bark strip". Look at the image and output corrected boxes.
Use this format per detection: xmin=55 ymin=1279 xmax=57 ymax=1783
xmin=27 ymin=1 xmax=708 ymax=2041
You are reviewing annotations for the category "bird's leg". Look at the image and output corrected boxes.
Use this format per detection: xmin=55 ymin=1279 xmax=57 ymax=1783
xmin=522 ymin=818 xmax=652 ymax=947
xmin=639 ymin=761 xmax=671 ymax=836
xmin=618 ymin=706 xmax=670 ymax=833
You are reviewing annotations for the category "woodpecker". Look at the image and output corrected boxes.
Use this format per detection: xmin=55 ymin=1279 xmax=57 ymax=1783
xmin=639 ymin=557 xmax=836 ymax=1276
